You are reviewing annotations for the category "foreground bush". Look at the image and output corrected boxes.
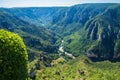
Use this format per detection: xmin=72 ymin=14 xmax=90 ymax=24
xmin=0 ymin=29 xmax=28 ymax=80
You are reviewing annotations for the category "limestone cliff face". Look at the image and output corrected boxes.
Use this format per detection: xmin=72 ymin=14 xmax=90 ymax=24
xmin=85 ymin=5 xmax=120 ymax=61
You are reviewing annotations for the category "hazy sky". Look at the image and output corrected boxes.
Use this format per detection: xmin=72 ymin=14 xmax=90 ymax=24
xmin=0 ymin=0 xmax=120 ymax=7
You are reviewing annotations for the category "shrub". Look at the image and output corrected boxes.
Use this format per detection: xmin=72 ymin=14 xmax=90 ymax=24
xmin=0 ymin=29 xmax=28 ymax=80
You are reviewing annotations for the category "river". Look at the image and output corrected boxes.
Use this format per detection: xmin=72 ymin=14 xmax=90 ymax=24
xmin=59 ymin=40 xmax=75 ymax=59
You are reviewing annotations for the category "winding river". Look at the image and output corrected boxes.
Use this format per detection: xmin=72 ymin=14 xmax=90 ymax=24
xmin=59 ymin=40 xmax=75 ymax=59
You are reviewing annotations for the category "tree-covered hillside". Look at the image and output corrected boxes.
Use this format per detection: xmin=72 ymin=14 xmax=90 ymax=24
xmin=0 ymin=3 xmax=120 ymax=61
xmin=64 ymin=5 xmax=120 ymax=61
xmin=30 ymin=56 xmax=120 ymax=80
xmin=50 ymin=3 xmax=118 ymax=36
xmin=0 ymin=7 xmax=66 ymax=26
xmin=1 ymin=4 xmax=118 ymax=36
xmin=0 ymin=11 xmax=59 ymax=61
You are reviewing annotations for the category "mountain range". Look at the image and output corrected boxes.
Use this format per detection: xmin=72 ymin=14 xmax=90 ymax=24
xmin=0 ymin=3 xmax=120 ymax=61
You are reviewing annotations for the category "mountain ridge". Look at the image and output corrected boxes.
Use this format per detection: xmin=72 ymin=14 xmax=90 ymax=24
xmin=0 ymin=3 xmax=120 ymax=61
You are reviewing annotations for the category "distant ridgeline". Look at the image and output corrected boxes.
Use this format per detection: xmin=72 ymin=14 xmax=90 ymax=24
xmin=0 ymin=3 xmax=120 ymax=61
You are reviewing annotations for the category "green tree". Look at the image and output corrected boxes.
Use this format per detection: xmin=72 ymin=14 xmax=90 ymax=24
xmin=0 ymin=29 xmax=28 ymax=80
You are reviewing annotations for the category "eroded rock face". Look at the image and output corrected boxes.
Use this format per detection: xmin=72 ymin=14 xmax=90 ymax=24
xmin=35 ymin=60 xmax=40 ymax=70
xmin=29 ymin=68 xmax=36 ymax=80
xmin=39 ymin=52 xmax=51 ymax=67
xmin=85 ymin=5 xmax=120 ymax=61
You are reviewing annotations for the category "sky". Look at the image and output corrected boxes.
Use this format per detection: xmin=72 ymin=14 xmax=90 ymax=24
xmin=0 ymin=0 xmax=120 ymax=8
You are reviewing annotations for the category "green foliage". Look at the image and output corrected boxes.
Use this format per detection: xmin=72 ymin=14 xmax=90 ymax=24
xmin=50 ymin=3 xmax=118 ymax=36
xmin=63 ymin=4 xmax=120 ymax=61
xmin=0 ymin=11 xmax=59 ymax=61
xmin=0 ymin=4 xmax=120 ymax=61
xmin=64 ymin=29 xmax=91 ymax=56
xmin=0 ymin=3 xmax=119 ymax=80
xmin=0 ymin=29 xmax=28 ymax=80
xmin=34 ymin=56 xmax=120 ymax=80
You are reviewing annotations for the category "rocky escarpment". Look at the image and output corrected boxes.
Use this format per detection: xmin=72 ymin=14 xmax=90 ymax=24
xmin=51 ymin=4 xmax=117 ymax=36
xmin=85 ymin=5 xmax=120 ymax=61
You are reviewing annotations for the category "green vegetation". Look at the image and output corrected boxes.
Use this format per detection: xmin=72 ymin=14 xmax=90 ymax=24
xmin=0 ymin=29 xmax=28 ymax=80
xmin=0 ymin=11 xmax=59 ymax=61
xmin=63 ymin=5 xmax=120 ymax=61
xmin=64 ymin=29 xmax=89 ymax=56
xmin=1 ymin=4 xmax=120 ymax=61
xmin=33 ymin=56 xmax=120 ymax=80
xmin=50 ymin=3 xmax=118 ymax=36
xmin=0 ymin=3 xmax=120 ymax=80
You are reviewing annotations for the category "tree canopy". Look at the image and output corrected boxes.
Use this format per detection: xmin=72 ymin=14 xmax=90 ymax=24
xmin=0 ymin=29 xmax=28 ymax=80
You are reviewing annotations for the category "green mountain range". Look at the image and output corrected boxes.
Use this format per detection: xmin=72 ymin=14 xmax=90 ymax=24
xmin=0 ymin=3 xmax=120 ymax=61
xmin=64 ymin=4 xmax=120 ymax=61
